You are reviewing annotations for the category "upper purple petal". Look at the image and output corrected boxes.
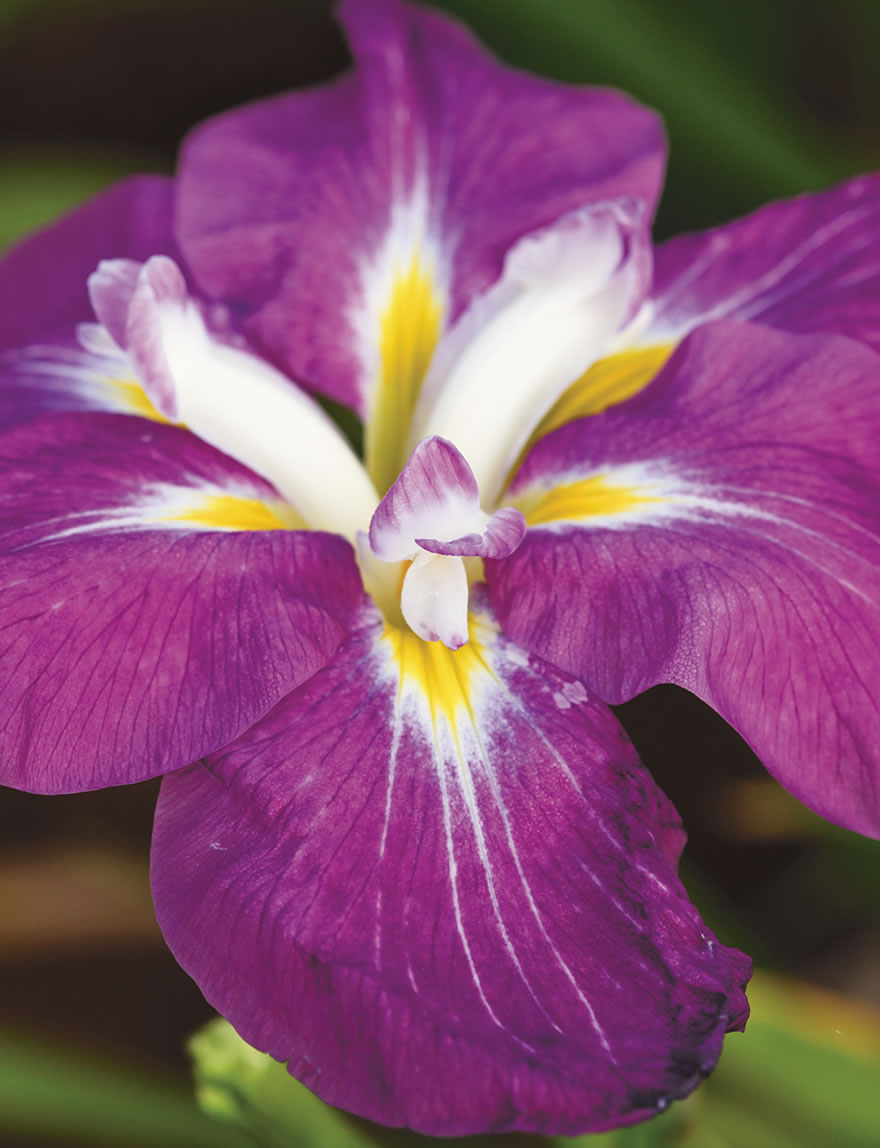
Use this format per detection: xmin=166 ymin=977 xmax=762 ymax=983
xmin=152 ymin=594 xmax=748 ymax=1137
xmin=0 ymin=412 xmax=364 ymax=792
xmin=174 ymin=0 xmax=665 ymax=414
xmin=644 ymin=172 xmax=880 ymax=352
xmin=492 ymin=320 xmax=880 ymax=837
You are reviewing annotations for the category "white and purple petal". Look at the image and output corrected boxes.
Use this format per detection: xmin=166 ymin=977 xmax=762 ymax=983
xmin=416 ymin=505 xmax=526 ymax=560
xmin=368 ymin=435 xmax=525 ymax=563
xmin=83 ymin=254 xmax=381 ymax=539
xmin=152 ymin=595 xmax=749 ymax=1137
xmin=368 ymin=435 xmax=480 ymax=562
xmin=0 ymin=177 xmax=178 ymax=431
xmin=0 ymin=413 xmax=365 ymax=793
xmin=174 ymin=0 xmax=665 ymax=439
xmin=492 ymin=320 xmax=880 ymax=837
xmin=536 ymin=174 xmax=880 ymax=442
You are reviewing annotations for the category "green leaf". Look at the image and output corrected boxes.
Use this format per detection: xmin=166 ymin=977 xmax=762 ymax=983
xmin=0 ymin=1027 xmax=246 ymax=1147
xmin=189 ymin=971 xmax=880 ymax=1148
xmin=189 ymin=1018 xmax=377 ymax=1148
xmin=0 ymin=151 xmax=143 ymax=252
xmin=427 ymin=0 xmax=854 ymax=236
xmin=702 ymin=973 xmax=880 ymax=1148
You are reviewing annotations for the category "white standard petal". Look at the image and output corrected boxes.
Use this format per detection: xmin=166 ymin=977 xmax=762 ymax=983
xmin=410 ymin=200 xmax=651 ymax=503
xmin=400 ymin=551 xmax=470 ymax=649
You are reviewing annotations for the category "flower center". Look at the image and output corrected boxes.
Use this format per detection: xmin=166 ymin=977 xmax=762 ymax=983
xmin=361 ymin=436 xmax=525 ymax=649
xmin=85 ymin=257 xmax=523 ymax=649
xmin=84 ymin=196 xmax=646 ymax=651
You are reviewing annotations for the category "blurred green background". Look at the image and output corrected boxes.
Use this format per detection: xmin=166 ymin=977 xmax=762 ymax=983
xmin=1 ymin=0 xmax=880 ymax=1145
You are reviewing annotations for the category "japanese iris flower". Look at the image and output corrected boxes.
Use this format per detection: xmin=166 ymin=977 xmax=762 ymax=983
xmin=2 ymin=0 xmax=880 ymax=1138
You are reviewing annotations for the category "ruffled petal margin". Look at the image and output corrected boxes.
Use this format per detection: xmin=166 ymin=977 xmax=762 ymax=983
xmin=0 ymin=413 xmax=364 ymax=792
xmin=492 ymin=320 xmax=880 ymax=837
xmin=644 ymin=172 xmax=880 ymax=352
xmin=152 ymin=593 xmax=749 ymax=1138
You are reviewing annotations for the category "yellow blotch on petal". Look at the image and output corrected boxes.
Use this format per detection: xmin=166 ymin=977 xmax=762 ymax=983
xmin=533 ymin=343 xmax=676 ymax=441
xmin=164 ymin=494 xmax=306 ymax=532
xmin=366 ymin=254 xmax=444 ymax=495
xmin=383 ymin=616 xmax=493 ymax=729
xmin=516 ymin=474 xmax=663 ymax=527
xmin=106 ymin=377 xmax=171 ymax=423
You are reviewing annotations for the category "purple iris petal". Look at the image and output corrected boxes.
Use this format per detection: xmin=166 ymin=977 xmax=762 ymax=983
xmin=645 ymin=172 xmax=880 ymax=350
xmin=0 ymin=177 xmax=177 ymax=432
xmin=0 ymin=412 xmax=364 ymax=792
xmin=152 ymin=594 xmax=749 ymax=1137
xmin=174 ymin=0 xmax=664 ymax=414
xmin=492 ymin=319 xmax=880 ymax=837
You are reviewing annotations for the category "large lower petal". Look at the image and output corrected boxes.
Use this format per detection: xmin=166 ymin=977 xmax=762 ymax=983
xmin=175 ymin=0 xmax=664 ymax=462
xmin=492 ymin=320 xmax=880 ymax=837
xmin=0 ymin=176 xmax=177 ymax=431
xmin=152 ymin=594 xmax=749 ymax=1137
xmin=0 ymin=413 xmax=364 ymax=792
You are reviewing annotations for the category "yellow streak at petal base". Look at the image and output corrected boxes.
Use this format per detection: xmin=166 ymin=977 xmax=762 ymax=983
xmin=164 ymin=494 xmax=306 ymax=532
xmin=516 ymin=475 xmax=662 ymax=527
xmin=366 ymin=254 xmax=444 ymax=495
xmin=534 ymin=343 xmax=675 ymax=441
xmin=383 ymin=618 xmax=492 ymax=730
xmin=106 ymin=377 xmax=171 ymax=423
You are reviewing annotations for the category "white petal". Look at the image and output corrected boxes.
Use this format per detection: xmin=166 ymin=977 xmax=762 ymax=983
xmin=96 ymin=256 xmax=379 ymax=539
xmin=410 ymin=201 xmax=650 ymax=503
xmin=400 ymin=551 xmax=470 ymax=649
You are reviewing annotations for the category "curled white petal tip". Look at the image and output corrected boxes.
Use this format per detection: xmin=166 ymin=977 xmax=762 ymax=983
xmin=124 ymin=257 xmax=192 ymax=420
xmin=87 ymin=258 xmax=142 ymax=349
xmin=369 ymin=435 xmax=526 ymax=561
xmin=86 ymin=253 xmax=378 ymax=537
